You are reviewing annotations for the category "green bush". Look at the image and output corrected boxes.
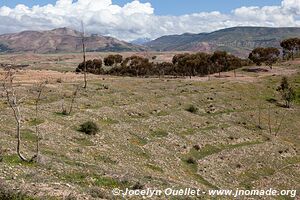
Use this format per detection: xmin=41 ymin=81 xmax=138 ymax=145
xmin=79 ymin=121 xmax=99 ymax=135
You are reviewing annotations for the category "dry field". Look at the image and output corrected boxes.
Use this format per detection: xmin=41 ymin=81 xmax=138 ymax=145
xmin=0 ymin=53 xmax=299 ymax=200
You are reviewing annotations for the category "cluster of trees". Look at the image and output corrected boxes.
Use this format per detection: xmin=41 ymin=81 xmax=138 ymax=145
xmin=171 ymin=51 xmax=242 ymax=78
xmin=280 ymin=38 xmax=300 ymax=60
xmin=76 ymin=52 xmax=243 ymax=78
xmin=248 ymin=38 xmax=300 ymax=68
xmin=76 ymin=37 xmax=300 ymax=78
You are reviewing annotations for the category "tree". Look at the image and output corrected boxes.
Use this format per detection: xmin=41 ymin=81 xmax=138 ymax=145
xmin=33 ymin=81 xmax=47 ymax=158
xmin=280 ymin=38 xmax=300 ymax=60
xmin=2 ymin=69 xmax=39 ymax=162
xmin=61 ymin=85 xmax=79 ymax=115
xmin=104 ymin=54 xmax=123 ymax=67
xmin=76 ymin=59 xmax=103 ymax=75
xmin=81 ymin=21 xmax=87 ymax=89
xmin=119 ymin=56 xmax=153 ymax=77
xmin=154 ymin=62 xmax=174 ymax=77
xmin=264 ymin=47 xmax=280 ymax=69
xmin=227 ymin=54 xmax=242 ymax=77
xmin=211 ymin=51 xmax=228 ymax=77
xmin=276 ymin=77 xmax=296 ymax=108
xmin=249 ymin=47 xmax=280 ymax=69
xmin=249 ymin=47 xmax=265 ymax=66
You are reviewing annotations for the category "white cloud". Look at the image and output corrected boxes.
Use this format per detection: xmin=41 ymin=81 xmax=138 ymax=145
xmin=0 ymin=0 xmax=299 ymax=41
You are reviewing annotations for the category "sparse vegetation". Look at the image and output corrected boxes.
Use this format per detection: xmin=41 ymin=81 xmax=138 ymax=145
xmin=0 ymin=45 xmax=299 ymax=199
xmin=79 ymin=121 xmax=99 ymax=135
xmin=277 ymin=77 xmax=296 ymax=108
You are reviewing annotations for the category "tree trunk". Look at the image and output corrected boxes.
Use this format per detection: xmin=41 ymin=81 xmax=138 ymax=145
xmin=82 ymin=21 xmax=87 ymax=89
xmin=83 ymin=42 xmax=87 ymax=89
xmin=268 ymin=106 xmax=272 ymax=134
xmin=258 ymin=106 xmax=262 ymax=129
xmin=16 ymin=120 xmax=27 ymax=162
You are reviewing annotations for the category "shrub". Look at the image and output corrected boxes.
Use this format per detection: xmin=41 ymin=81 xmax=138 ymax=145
xmin=193 ymin=145 xmax=201 ymax=151
xmin=185 ymin=105 xmax=198 ymax=114
xmin=186 ymin=157 xmax=196 ymax=164
xmin=277 ymin=77 xmax=296 ymax=108
xmin=79 ymin=121 xmax=99 ymax=135
xmin=132 ymin=182 xmax=144 ymax=190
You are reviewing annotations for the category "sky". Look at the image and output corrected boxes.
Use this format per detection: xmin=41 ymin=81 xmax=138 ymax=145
xmin=0 ymin=0 xmax=283 ymax=15
xmin=0 ymin=0 xmax=299 ymax=41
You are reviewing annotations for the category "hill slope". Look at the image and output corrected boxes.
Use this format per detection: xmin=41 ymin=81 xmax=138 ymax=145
xmin=0 ymin=28 xmax=145 ymax=53
xmin=146 ymin=27 xmax=300 ymax=56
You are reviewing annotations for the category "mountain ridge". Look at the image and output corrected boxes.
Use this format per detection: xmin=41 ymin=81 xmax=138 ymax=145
xmin=146 ymin=26 xmax=300 ymax=57
xmin=0 ymin=27 xmax=145 ymax=53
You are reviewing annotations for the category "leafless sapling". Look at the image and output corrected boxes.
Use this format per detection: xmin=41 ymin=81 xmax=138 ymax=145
xmin=33 ymin=81 xmax=47 ymax=157
xmin=81 ymin=21 xmax=87 ymax=89
xmin=61 ymin=85 xmax=79 ymax=115
xmin=2 ymin=69 xmax=37 ymax=162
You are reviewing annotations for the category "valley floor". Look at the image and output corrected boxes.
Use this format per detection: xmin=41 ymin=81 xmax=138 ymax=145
xmin=0 ymin=53 xmax=299 ymax=199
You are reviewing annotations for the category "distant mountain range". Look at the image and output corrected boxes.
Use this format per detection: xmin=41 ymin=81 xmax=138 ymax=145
xmin=0 ymin=27 xmax=145 ymax=53
xmin=131 ymin=38 xmax=152 ymax=45
xmin=145 ymin=27 xmax=300 ymax=57
xmin=0 ymin=27 xmax=300 ymax=56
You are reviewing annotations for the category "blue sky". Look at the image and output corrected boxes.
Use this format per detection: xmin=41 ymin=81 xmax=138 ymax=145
xmin=0 ymin=0 xmax=282 ymax=15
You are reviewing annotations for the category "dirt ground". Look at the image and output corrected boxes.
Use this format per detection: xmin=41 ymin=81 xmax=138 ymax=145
xmin=0 ymin=53 xmax=299 ymax=200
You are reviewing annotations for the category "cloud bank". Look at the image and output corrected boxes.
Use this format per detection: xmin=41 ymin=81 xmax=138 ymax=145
xmin=0 ymin=0 xmax=299 ymax=41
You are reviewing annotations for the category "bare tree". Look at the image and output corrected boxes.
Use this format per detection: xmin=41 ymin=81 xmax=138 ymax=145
xmin=68 ymin=85 xmax=79 ymax=115
xmin=268 ymin=105 xmax=272 ymax=135
xmin=257 ymin=104 xmax=262 ymax=129
xmin=81 ymin=21 xmax=87 ymax=89
xmin=2 ymin=69 xmax=38 ymax=162
xmin=61 ymin=85 xmax=79 ymax=115
xmin=33 ymin=81 xmax=47 ymax=157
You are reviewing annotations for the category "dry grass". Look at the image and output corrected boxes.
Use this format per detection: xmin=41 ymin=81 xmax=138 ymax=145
xmin=0 ymin=53 xmax=299 ymax=199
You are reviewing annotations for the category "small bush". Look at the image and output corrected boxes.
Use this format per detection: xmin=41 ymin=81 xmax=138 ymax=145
xmin=185 ymin=105 xmax=198 ymax=114
xmin=193 ymin=145 xmax=201 ymax=151
xmin=277 ymin=77 xmax=296 ymax=108
xmin=186 ymin=157 xmax=196 ymax=164
xmin=79 ymin=121 xmax=99 ymax=135
xmin=56 ymin=78 xmax=63 ymax=83
xmin=132 ymin=182 xmax=144 ymax=190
